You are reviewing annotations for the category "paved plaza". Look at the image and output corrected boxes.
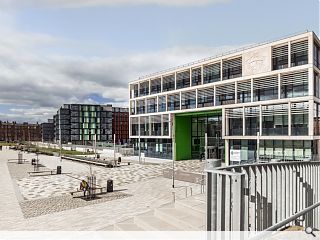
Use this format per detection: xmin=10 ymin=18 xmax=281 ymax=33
xmin=0 ymin=148 xmax=204 ymax=230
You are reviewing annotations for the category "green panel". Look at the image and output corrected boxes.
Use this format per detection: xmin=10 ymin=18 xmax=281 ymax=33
xmin=175 ymin=115 xmax=192 ymax=160
xmin=175 ymin=109 xmax=222 ymax=117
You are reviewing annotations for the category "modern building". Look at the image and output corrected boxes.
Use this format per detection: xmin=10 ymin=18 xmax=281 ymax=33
xmin=54 ymin=104 xmax=113 ymax=145
xmin=0 ymin=121 xmax=42 ymax=142
xmin=112 ymin=107 xmax=129 ymax=144
xmin=129 ymin=31 xmax=320 ymax=164
xmin=41 ymin=119 xmax=55 ymax=142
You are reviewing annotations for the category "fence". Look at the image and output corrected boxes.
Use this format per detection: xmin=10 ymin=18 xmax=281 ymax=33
xmin=206 ymin=161 xmax=320 ymax=231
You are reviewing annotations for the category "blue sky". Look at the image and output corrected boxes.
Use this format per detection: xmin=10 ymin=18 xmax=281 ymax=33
xmin=0 ymin=0 xmax=318 ymax=122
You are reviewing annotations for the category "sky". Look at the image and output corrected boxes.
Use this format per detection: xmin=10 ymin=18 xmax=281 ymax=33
xmin=0 ymin=0 xmax=318 ymax=123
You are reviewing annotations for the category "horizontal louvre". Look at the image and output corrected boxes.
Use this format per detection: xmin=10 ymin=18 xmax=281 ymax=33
xmin=245 ymin=106 xmax=260 ymax=117
xmin=140 ymin=116 xmax=149 ymax=124
xmin=204 ymin=63 xmax=220 ymax=76
xmin=237 ymin=80 xmax=251 ymax=92
xmin=281 ymin=70 xmax=308 ymax=86
xmin=131 ymin=117 xmax=139 ymax=124
xmin=177 ymin=70 xmax=190 ymax=80
xmin=262 ymin=104 xmax=288 ymax=116
xmin=272 ymin=44 xmax=288 ymax=58
xmin=181 ymin=90 xmax=196 ymax=100
xmin=253 ymin=75 xmax=278 ymax=90
xmin=216 ymin=83 xmax=235 ymax=95
xmin=163 ymin=74 xmax=175 ymax=83
xmin=192 ymin=68 xmax=201 ymax=78
xmin=291 ymin=102 xmax=309 ymax=115
xmin=150 ymin=115 xmax=161 ymax=123
xmin=223 ymin=57 xmax=242 ymax=69
xmin=168 ymin=93 xmax=180 ymax=101
xmin=291 ymin=40 xmax=308 ymax=54
xmin=198 ymin=87 xmax=214 ymax=97
xmin=226 ymin=108 xmax=243 ymax=118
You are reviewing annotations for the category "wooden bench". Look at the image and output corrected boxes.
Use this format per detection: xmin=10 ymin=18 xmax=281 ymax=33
xmin=28 ymin=170 xmax=57 ymax=176
xmin=70 ymin=186 xmax=106 ymax=197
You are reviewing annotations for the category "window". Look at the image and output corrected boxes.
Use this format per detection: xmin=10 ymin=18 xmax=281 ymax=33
xmin=192 ymin=68 xmax=202 ymax=86
xmin=130 ymin=101 xmax=135 ymax=115
xmin=158 ymin=95 xmax=166 ymax=112
xmin=253 ymin=75 xmax=278 ymax=101
xmin=197 ymin=87 xmax=214 ymax=108
xmin=314 ymin=43 xmax=320 ymax=68
xmin=147 ymin=98 xmax=157 ymax=113
xmin=162 ymin=114 xmax=169 ymax=136
xmin=315 ymin=72 xmax=320 ymax=98
xmin=237 ymin=80 xmax=251 ymax=103
xmin=130 ymin=117 xmax=139 ymax=136
xmin=226 ymin=108 xmax=243 ymax=136
xmin=203 ymin=63 xmax=220 ymax=84
xmin=181 ymin=91 xmax=196 ymax=110
xmin=281 ymin=70 xmax=308 ymax=98
xmin=262 ymin=104 xmax=288 ymax=136
xmin=167 ymin=93 xmax=180 ymax=111
xmin=162 ymin=74 xmax=175 ymax=92
xmin=216 ymin=83 xmax=235 ymax=106
xmin=139 ymin=81 xmax=149 ymax=96
xmin=150 ymin=115 xmax=161 ymax=136
xmin=291 ymin=40 xmax=308 ymax=67
xmin=140 ymin=116 xmax=149 ymax=136
xmin=151 ymin=78 xmax=161 ymax=94
xmin=136 ymin=100 xmax=145 ymax=114
xmin=222 ymin=57 xmax=242 ymax=80
xmin=176 ymin=70 xmax=190 ymax=89
xmin=291 ymin=102 xmax=308 ymax=136
xmin=272 ymin=44 xmax=288 ymax=70
xmin=245 ymin=107 xmax=259 ymax=136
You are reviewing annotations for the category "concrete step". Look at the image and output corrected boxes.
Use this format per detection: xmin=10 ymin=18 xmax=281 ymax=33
xmin=134 ymin=212 xmax=182 ymax=231
xmin=175 ymin=196 xmax=205 ymax=214
xmin=114 ymin=223 xmax=144 ymax=231
xmin=154 ymin=206 xmax=205 ymax=230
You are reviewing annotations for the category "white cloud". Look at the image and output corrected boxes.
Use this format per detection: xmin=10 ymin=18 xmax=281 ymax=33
xmin=0 ymin=11 xmax=240 ymax=123
xmin=0 ymin=0 xmax=229 ymax=9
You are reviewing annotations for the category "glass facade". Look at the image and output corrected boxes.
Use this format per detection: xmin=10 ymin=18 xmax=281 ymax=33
xmin=139 ymin=81 xmax=149 ymax=97
xmin=262 ymin=104 xmax=288 ymax=136
xmin=291 ymin=40 xmax=308 ymax=67
xmin=245 ymin=107 xmax=259 ymax=136
xmin=203 ymin=63 xmax=221 ymax=84
xmin=226 ymin=108 xmax=243 ymax=136
xmin=291 ymin=102 xmax=308 ymax=135
xmin=222 ymin=57 xmax=242 ymax=80
xmin=147 ymin=98 xmax=157 ymax=113
xmin=167 ymin=93 xmax=180 ymax=111
xmin=163 ymin=75 xmax=175 ymax=92
xmin=176 ymin=70 xmax=190 ymax=89
xmin=150 ymin=78 xmax=161 ymax=94
xmin=158 ymin=95 xmax=166 ymax=112
xmin=281 ymin=71 xmax=308 ymax=98
xmin=253 ymin=75 xmax=278 ymax=101
xmin=133 ymin=138 xmax=172 ymax=159
xmin=181 ymin=91 xmax=196 ymax=110
xmin=192 ymin=68 xmax=202 ymax=86
xmin=272 ymin=44 xmax=288 ymax=70
xmin=197 ymin=88 xmax=214 ymax=108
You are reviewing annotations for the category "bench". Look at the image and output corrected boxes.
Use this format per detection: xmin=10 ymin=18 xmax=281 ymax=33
xmin=70 ymin=186 xmax=106 ymax=197
xmin=28 ymin=170 xmax=57 ymax=176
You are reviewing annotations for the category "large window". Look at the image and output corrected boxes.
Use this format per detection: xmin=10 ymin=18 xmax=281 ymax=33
xmin=314 ymin=43 xmax=320 ymax=69
xmin=262 ymin=104 xmax=288 ymax=136
xmin=140 ymin=116 xmax=149 ymax=136
xmin=281 ymin=70 xmax=308 ymax=98
xmin=216 ymin=83 xmax=235 ymax=106
xmin=176 ymin=70 xmax=190 ymax=89
xmin=291 ymin=102 xmax=308 ymax=136
xmin=253 ymin=75 xmax=278 ymax=101
xmin=150 ymin=115 xmax=161 ymax=136
xmin=130 ymin=117 xmax=139 ymax=136
xmin=162 ymin=74 xmax=175 ymax=92
xmin=136 ymin=100 xmax=145 ymax=114
xmin=147 ymin=98 xmax=157 ymax=113
xmin=272 ymin=44 xmax=288 ymax=70
xmin=197 ymin=87 xmax=214 ymax=108
xmin=291 ymin=40 xmax=308 ymax=67
xmin=181 ymin=91 xmax=196 ymax=110
xmin=139 ymin=81 xmax=149 ymax=96
xmin=158 ymin=95 xmax=166 ymax=112
xmin=237 ymin=80 xmax=251 ymax=103
xmin=245 ymin=107 xmax=259 ymax=136
xmin=162 ymin=114 xmax=170 ymax=136
xmin=150 ymin=78 xmax=161 ymax=94
xmin=229 ymin=140 xmax=257 ymax=164
xmin=222 ymin=57 xmax=242 ymax=80
xmin=130 ymin=101 xmax=135 ymax=115
xmin=192 ymin=68 xmax=202 ymax=86
xmin=203 ymin=63 xmax=221 ymax=84
xmin=226 ymin=108 xmax=243 ymax=136
xmin=314 ymin=72 xmax=320 ymax=98
xmin=167 ymin=93 xmax=180 ymax=111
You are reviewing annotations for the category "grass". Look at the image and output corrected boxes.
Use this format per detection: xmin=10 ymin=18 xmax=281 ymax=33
xmin=0 ymin=142 xmax=18 ymax=146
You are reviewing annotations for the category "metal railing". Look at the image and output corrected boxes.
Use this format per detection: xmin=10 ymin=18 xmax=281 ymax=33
xmin=206 ymin=161 xmax=320 ymax=231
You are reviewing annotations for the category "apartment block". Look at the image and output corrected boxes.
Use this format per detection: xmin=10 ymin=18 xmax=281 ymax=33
xmin=0 ymin=121 xmax=42 ymax=142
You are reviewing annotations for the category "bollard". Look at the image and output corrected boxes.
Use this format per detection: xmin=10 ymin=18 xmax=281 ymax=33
xmin=57 ymin=166 xmax=62 ymax=174
xmin=107 ymin=179 xmax=113 ymax=192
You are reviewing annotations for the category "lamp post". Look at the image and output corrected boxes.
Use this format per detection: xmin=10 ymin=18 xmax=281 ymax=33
xmin=171 ymin=115 xmax=175 ymax=188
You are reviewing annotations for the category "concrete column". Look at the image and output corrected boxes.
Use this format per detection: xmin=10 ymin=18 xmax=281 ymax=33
xmin=309 ymin=67 xmax=314 ymax=96
xmin=214 ymin=86 xmax=216 ymax=106
xmin=222 ymin=108 xmax=226 ymax=137
xmin=196 ymin=88 xmax=198 ymax=108
xmin=201 ymin=65 xmax=204 ymax=85
xmin=225 ymin=139 xmax=229 ymax=166
xmin=288 ymin=41 xmax=291 ymax=68
xmin=220 ymin=60 xmax=223 ymax=80
xmin=190 ymin=68 xmax=192 ymax=87
xmin=179 ymin=91 xmax=182 ymax=110
xmin=309 ymin=99 xmax=314 ymax=137
xmin=243 ymin=107 xmax=245 ymax=136
xmin=251 ymin=78 xmax=254 ymax=102
xmin=259 ymin=105 xmax=263 ymax=135
xmin=174 ymin=72 xmax=177 ymax=90
xmin=160 ymin=76 xmax=163 ymax=92
xmin=235 ymin=81 xmax=238 ymax=104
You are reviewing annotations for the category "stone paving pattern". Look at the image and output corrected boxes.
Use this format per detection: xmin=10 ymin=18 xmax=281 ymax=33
xmin=0 ymin=149 xmax=204 ymax=230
